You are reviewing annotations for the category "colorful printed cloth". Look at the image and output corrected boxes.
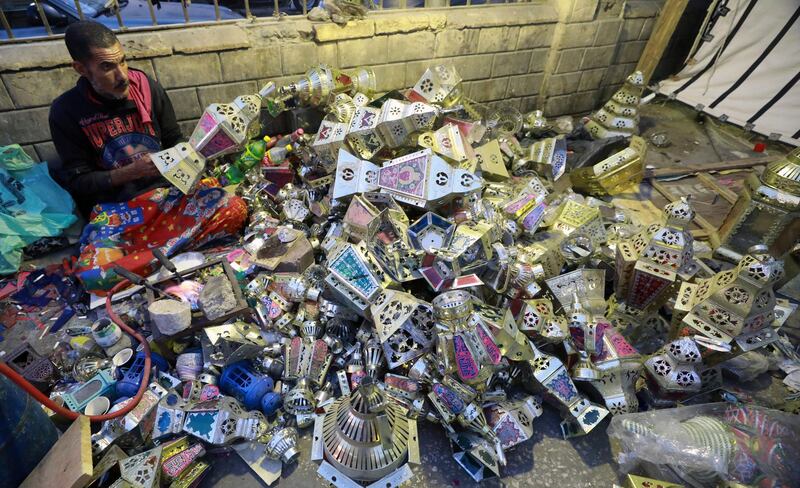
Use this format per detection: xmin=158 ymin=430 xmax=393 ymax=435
xmin=75 ymin=179 xmax=247 ymax=294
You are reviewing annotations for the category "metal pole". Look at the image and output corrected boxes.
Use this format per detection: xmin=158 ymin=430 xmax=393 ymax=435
xmin=144 ymin=0 xmax=157 ymax=25
xmin=73 ymin=0 xmax=85 ymax=20
xmin=212 ymin=0 xmax=221 ymax=21
xmin=379 ymin=0 xmax=383 ymax=9
xmin=0 ymin=8 xmax=13 ymax=39
xmin=302 ymin=0 xmax=307 ymax=16
xmin=270 ymin=0 xmax=277 ymax=18
xmin=33 ymin=0 xmax=53 ymax=36
xmin=181 ymin=0 xmax=190 ymax=23
xmin=113 ymin=0 xmax=126 ymax=30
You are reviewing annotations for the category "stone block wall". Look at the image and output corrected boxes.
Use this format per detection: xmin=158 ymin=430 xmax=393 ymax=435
xmin=0 ymin=0 xmax=664 ymax=162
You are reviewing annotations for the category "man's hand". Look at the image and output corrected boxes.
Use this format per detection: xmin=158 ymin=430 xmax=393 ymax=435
xmin=110 ymin=155 xmax=162 ymax=186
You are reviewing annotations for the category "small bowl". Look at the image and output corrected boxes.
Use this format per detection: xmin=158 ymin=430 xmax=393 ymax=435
xmin=84 ymin=396 xmax=110 ymax=416
xmin=112 ymin=348 xmax=134 ymax=368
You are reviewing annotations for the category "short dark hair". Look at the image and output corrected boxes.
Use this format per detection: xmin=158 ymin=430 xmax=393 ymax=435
xmin=64 ymin=21 xmax=119 ymax=62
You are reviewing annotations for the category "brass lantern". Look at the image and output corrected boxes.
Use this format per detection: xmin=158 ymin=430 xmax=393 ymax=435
xmin=615 ymin=197 xmax=698 ymax=313
xmin=718 ymin=147 xmax=800 ymax=256
xmin=570 ymin=136 xmax=647 ymax=196
xmin=585 ymin=70 xmax=644 ymax=139
xmin=672 ymin=246 xmax=784 ymax=350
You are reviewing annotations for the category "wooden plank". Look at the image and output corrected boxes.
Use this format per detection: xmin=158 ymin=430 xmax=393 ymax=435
xmin=636 ymin=0 xmax=689 ymax=84
xmin=697 ymin=172 xmax=738 ymax=204
xmin=645 ymin=154 xmax=779 ymax=178
xmin=650 ymin=179 xmax=719 ymax=241
xmin=20 ymin=416 xmax=93 ymax=488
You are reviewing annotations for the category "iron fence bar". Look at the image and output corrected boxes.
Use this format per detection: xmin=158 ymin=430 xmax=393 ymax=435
xmin=33 ymin=0 xmax=53 ymax=36
xmin=144 ymin=0 xmax=158 ymax=26
xmin=212 ymin=0 xmax=221 ymax=21
xmin=73 ymin=0 xmax=85 ymax=20
xmin=181 ymin=0 xmax=190 ymax=23
xmin=113 ymin=0 xmax=126 ymax=30
xmin=0 ymin=8 xmax=13 ymax=39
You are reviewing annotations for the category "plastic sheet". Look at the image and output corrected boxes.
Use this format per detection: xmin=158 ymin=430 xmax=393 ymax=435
xmin=608 ymin=403 xmax=800 ymax=487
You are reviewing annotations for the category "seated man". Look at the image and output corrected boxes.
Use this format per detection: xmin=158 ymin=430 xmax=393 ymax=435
xmin=50 ymin=21 xmax=246 ymax=294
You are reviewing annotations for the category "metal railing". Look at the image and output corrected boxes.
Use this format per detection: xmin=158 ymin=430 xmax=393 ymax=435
xmin=0 ymin=0 xmax=531 ymax=43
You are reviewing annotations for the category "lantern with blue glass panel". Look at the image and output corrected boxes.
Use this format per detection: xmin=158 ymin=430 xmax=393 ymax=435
xmin=408 ymin=212 xmax=455 ymax=252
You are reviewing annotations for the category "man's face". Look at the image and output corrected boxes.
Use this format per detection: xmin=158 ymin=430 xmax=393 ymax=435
xmin=74 ymin=43 xmax=129 ymax=100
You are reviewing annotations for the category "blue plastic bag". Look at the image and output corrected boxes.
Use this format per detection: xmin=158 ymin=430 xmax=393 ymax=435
xmin=0 ymin=145 xmax=77 ymax=274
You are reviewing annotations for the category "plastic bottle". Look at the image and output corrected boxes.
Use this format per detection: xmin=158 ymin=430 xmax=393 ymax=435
xmin=225 ymin=136 xmax=273 ymax=184
xmin=262 ymin=144 xmax=293 ymax=166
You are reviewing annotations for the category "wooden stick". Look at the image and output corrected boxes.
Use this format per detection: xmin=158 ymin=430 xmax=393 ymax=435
xmin=636 ymin=0 xmax=689 ymax=85
xmin=645 ymin=154 xmax=780 ymax=178
xmin=21 ymin=416 xmax=93 ymax=488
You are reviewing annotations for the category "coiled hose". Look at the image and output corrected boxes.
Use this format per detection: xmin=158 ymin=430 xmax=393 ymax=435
xmin=0 ymin=278 xmax=152 ymax=422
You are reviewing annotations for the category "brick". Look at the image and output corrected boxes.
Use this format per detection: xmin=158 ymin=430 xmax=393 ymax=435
xmin=579 ymin=68 xmax=606 ymax=91
xmin=617 ymin=40 xmax=647 ymax=64
xmin=374 ymin=15 xmax=430 ymax=35
xmin=546 ymin=72 xmax=581 ymax=96
xmin=447 ymin=4 xmax=558 ymax=28
xmin=600 ymin=83 xmax=622 ymax=101
xmin=605 ymin=62 xmax=637 ymax=85
xmin=594 ymin=19 xmax=622 ymax=46
xmin=492 ymin=51 xmax=533 ymax=77
xmin=387 ymin=32 xmax=436 ymax=63
xmin=34 ymin=141 xmax=58 ymax=163
xmin=153 ymin=53 xmax=221 ymax=89
xmin=220 ymin=49 xmax=282 ymax=82
xmin=281 ymin=43 xmax=319 ymax=75
xmin=620 ymin=18 xmax=646 ymax=41
xmin=545 ymin=94 xmax=573 ymax=116
xmin=197 ymin=81 xmax=257 ymax=108
xmin=517 ymin=24 xmax=555 ymax=49
xmin=0 ymin=41 xmax=70 ymax=72
xmin=371 ymin=63 xmax=407 ymax=92
xmin=0 ymin=82 xmax=13 ymax=111
xmin=560 ymin=22 xmax=598 ymax=49
xmin=477 ymin=26 xmax=520 ymax=54
xmin=520 ymin=96 xmax=540 ymax=113
xmin=529 ymin=48 xmax=550 ymax=73
xmin=128 ymin=60 xmax=157 ymax=81
xmin=22 ymin=145 xmax=41 ymax=162
xmin=572 ymin=90 xmax=600 ymax=113
xmin=2 ymin=68 xmax=78 ymax=108
xmin=167 ymin=88 xmax=202 ymax=121
xmin=469 ymin=78 xmax=509 ymax=102
xmin=435 ymin=29 xmax=480 ymax=58
xmin=404 ymin=60 xmax=431 ymax=87
xmin=444 ymin=54 xmax=494 ymax=81
xmin=581 ymin=45 xmax=615 ymax=69
xmin=119 ymin=32 xmax=171 ymax=59
xmin=339 ymin=36 xmax=388 ymax=69
xmin=639 ymin=18 xmax=655 ymax=40
xmin=555 ymin=49 xmax=585 ymax=74
xmin=570 ymin=0 xmax=599 ymax=22
xmin=0 ymin=107 xmax=51 ymax=145
xmin=178 ymin=120 xmax=197 ymax=138
xmin=314 ymin=20 xmax=374 ymax=42
xmin=506 ymin=73 xmax=544 ymax=98
xmin=318 ymin=43 xmax=339 ymax=68
xmin=625 ymin=0 xmax=662 ymax=19
xmin=162 ymin=25 xmax=250 ymax=54
xmin=597 ymin=0 xmax=624 ymax=18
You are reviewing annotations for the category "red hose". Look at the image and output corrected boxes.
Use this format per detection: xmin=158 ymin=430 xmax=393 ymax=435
xmin=0 ymin=278 xmax=152 ymax=422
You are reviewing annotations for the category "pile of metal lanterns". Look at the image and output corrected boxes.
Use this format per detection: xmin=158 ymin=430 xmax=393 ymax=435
xmin=35 ymin=64 xmax=799 ymax=488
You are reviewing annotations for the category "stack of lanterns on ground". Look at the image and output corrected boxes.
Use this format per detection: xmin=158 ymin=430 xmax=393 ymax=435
xmin=19 ymin=64 xmax=800 ymax=488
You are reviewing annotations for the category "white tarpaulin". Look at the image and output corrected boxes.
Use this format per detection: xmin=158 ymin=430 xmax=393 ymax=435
xmin=656 ymin=0 xmax=800 ymax=146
